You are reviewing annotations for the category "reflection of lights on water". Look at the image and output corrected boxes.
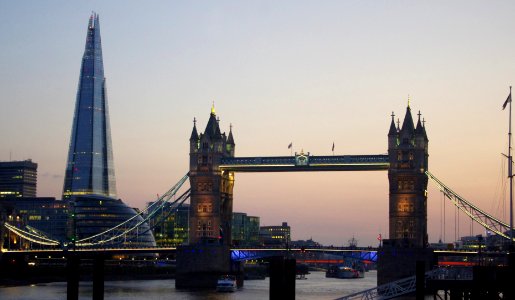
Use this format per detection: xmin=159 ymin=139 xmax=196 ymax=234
xmin=30 ymin=284 xmax=35 ymax=287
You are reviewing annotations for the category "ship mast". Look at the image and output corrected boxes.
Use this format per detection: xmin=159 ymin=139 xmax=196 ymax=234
xmin=509 ymin=86 xmax=514 ymax=246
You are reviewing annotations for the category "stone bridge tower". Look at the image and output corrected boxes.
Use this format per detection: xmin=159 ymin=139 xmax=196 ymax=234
xmin=387 ymin=103 xmax=429 ymax=248
xmin=176 ymin=106 xmax=238 ymax=289
xmin=188 ymin=106 xmax=235 ymax=246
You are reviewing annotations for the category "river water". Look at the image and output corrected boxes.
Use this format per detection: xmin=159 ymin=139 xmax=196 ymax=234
xmin=0 ymin=271 xmax=376 ymax=300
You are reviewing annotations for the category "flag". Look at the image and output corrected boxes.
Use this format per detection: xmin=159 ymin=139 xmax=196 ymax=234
xmin=288 ymin=142 xmax=292 ymax=149
xmin=332 ymin=142 xmax=335 ymax=152
xmin=377 ymin=234 xmax=382 ymax=241
xmin=502 ymin=92 xmax=512 ymax=110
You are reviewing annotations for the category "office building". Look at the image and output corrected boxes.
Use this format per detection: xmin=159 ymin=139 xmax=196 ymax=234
xmin=63 ymin=13 xmax=116 ymax=199
xmin=0 ymin=197 xmax=68 ymax=243
xmin=147 ymin=202 xmax=189 ymax=247
xmin=61 ymin=14 xmax=155 ymax=247
xmin=232 ymin=212 xmax=260 ymax=246
xmin=0 ymin=160 xmax=37 ymax=198
xmin=260 ymin=222 xmax=291 ymax=246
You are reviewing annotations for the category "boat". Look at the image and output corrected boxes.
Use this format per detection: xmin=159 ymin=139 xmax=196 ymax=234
xmin=216 ymin=275 xmax=237 ymax=292
xmin=326 ymin=266 xmax=364 ymax=279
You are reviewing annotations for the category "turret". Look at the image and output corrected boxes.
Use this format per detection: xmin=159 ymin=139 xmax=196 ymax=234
xmin=388 ymin=112 xmax=398 ymax=150
xmin=190 ymin=118 xmax=199 ymax=152
xmin=226 ymin=124 xmax=235 ymax=157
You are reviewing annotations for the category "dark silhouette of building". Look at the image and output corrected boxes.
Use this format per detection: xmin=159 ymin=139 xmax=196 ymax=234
xmin=387 ymin=103 xmax=429 ymax=247
xmin=63 ymin=13 xmax=116 ymax=199
xmin=0 ymin=160 xmax=37 ymax=198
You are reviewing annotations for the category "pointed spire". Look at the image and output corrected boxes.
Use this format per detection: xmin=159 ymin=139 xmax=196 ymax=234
xmin=204 ymin=106 xmax=222 ymax=139
xmin=227 ymin=123 xmax=235 ymax=145
xmin=415 ymin=110 xmax=424 ymax=134
xmin=211 ymin=101 xmax=216 ymax=115
xmin=421 ymin=118 xmax=428 ymax=140
xmin=401 ymin=103 xmax=415 ymax=133
xmin=190 ymin=117 xmax=199 ymax=141
xmin=388 ymin=111 xmax=397 ymax=135
xmin=397 ymin=118 xmax=400 ymax=131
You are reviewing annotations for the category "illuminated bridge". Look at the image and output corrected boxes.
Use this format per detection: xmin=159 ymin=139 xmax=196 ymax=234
xmin=219 ymin=154 xmax=389 ymax=172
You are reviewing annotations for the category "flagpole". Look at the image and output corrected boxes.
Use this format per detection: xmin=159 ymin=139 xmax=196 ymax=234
xmin=509 ymin=85 xmax=514 ymax=246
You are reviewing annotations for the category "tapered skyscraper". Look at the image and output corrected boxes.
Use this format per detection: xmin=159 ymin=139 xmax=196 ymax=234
xmin=63 ymin=13 xmax=116 ymax=199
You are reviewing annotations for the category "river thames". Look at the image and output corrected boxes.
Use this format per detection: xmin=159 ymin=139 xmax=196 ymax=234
xmin=0 ymin=270 xmax=376 ymax=300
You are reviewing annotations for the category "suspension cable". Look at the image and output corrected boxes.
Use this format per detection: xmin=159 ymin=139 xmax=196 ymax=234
xmin=75 ymin=173 xmax=188 ymax=245
xmin=427 ymin=171 xmax=514 ymax=242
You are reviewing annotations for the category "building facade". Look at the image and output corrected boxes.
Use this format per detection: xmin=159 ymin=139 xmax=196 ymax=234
xmin=63 ymin=13 xmax=116 ymax=199
xmin=0 ymin=160 xmax=37 ymax=198
xmin=147 ymin=202 xmax=189 ymax=246
xmin=69 ymin=195 xmax=155 ymax=247
xmin=60 ymin=14 xmax=155 ymax=248
xmin=232 ymin=212 xmax=260 ymax=246
xmin=0 ymin=197 xmax=68 ymax=243
xmin=260 ymin=222 xmax=291 ymax=246
xmin=387 ymin=104 xmax=429 ymax=248
xmin=188 ymin=107 xmax=235 ymax=245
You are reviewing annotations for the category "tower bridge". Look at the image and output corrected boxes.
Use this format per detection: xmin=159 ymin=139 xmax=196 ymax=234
xmin=175 ymin=102 xmax=430 ymax=288
xmin=1 ymin=13 xmax=513 ymax=299
xmin=4 ymin=101 xmax=514 ymax=292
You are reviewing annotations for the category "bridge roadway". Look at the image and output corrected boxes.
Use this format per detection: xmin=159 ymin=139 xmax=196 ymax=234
xmin=3 ymin=247 xmax=379 ymax=261
xmin=219 ymin=154 xmax=389 ymax=172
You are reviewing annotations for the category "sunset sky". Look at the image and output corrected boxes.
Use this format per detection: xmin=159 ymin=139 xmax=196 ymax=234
xmin=1 ymin=1 xmax=515 ymax=246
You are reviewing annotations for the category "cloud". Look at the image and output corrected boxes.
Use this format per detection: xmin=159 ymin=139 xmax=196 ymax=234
xmin=41 ymin=172 xmax=63 ymax=179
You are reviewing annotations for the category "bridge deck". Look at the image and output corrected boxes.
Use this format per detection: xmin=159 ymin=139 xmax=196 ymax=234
xmin=220 ymin=154 xmax=389 ymax=172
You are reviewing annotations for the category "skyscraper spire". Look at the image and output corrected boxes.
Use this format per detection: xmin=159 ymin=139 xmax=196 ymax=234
xmin=63 ymin=14 xmax=116 ymax=199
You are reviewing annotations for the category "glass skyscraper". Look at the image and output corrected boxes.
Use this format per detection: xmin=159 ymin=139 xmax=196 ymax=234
xmin=63 ymin=13 xmax=116 ymax=199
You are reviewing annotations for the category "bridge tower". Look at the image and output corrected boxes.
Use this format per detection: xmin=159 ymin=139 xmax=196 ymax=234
xmin=176 ymin=105 xmax=238 ymax=289
xmin=188 ymin=105 xmax=235 ymax=246
xmin=379 ymin=102 xmax=433 ymax=287
xmin=387 ymin=103 xmax=429 ymax=248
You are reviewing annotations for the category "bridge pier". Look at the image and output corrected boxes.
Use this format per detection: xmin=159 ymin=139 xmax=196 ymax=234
xmin=92 ymin=255 xmax=105 ymax=300
xmin=66 ymin=254 xmax=80 ymax=300
xmin=377 ymin=244 xmax=435 ymax=294
xmin=269 ymin=256 xmax=296 ymax=300
xmin=175 ymin=244 xmax=243 ymax=289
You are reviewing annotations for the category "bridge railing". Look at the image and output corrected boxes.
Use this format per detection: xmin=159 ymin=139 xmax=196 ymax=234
xmin=335 ymin=268 xmax=449 ymax=300
xmin=220 ymin=155 xmax=389 ymax=166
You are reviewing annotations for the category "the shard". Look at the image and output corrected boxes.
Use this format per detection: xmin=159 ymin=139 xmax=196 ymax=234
xmin=63 ymin=13 xmax=116 ymax=199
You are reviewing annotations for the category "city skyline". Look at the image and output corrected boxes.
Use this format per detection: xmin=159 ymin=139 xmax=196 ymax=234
xmin=1 ymin=1 xmax=515 ymax=246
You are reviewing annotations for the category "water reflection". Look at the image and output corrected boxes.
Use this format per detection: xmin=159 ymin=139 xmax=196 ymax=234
xmin=0 ymin=271 xmax=377 ymax=300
